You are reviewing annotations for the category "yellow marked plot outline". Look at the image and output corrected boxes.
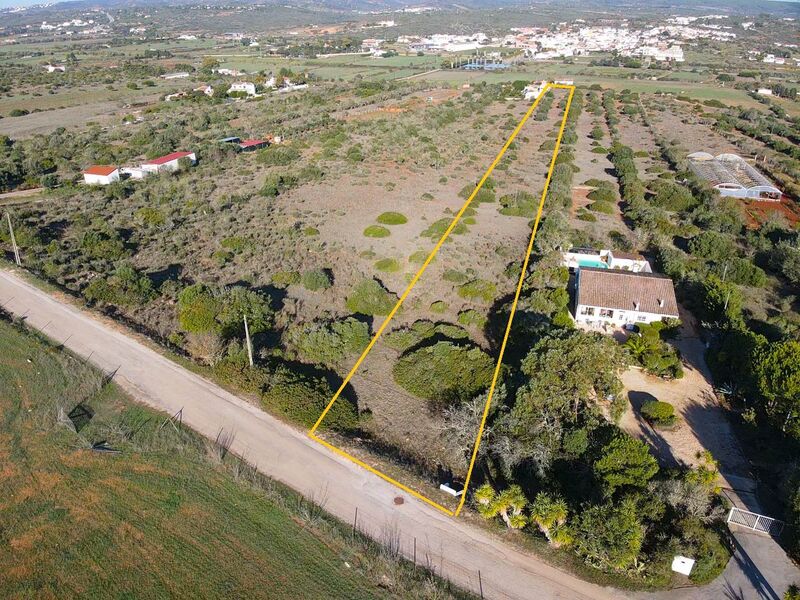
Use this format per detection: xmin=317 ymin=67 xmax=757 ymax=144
xmin=309 ymin=84 xmax=577 ymax=517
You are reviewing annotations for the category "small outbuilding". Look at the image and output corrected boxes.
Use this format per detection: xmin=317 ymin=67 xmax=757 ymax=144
xmin=83 ymin=165 xmax=120 ymax=186
xmin=141 ymin=151 xmax=197 ymax=175
xmin=238 ymin=139 xmax=269 ymax=152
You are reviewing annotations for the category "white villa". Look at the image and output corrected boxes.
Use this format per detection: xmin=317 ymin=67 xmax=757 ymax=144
xmin=228 ymin=82 xmax=257 ymax=96
xmin=562 ymin=248 xmax=652 ymax=273
xmin=575 ymin=268 xmax=679 ymax=328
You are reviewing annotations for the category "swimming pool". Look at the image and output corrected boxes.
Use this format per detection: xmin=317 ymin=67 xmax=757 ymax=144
xmin=577 ymin=258 xmax=608 ymax=269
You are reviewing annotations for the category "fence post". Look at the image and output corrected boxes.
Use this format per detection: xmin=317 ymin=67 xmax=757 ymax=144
xmin=754 ymin=515 xmax=762 ymax=532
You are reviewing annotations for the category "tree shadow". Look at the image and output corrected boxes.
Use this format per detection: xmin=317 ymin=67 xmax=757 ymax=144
xmin=681 ymin=398 xmax=752 ymax=479
xmin=627 ymin=390 xmax=681 ymax=468
xmin=727 ymin=533 xmax=782 ymax=600
xmin=148 ymin=263 xmax=182 ymax=288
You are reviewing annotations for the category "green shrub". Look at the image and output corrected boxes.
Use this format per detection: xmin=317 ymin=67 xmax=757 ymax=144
xmin=443 ymin=269 xmax=469 ymax=284
xmin=303 ymin=227 xmax=319 ymax=236
xmin=586 ymin=187 xmax=616 ymax=204
xmin=286 ymin=317 xmax=369 ymax=366
xmin=499 ymin=191 xmax=537 ymax=218
xmin=376 ymin=212 xmax=408 ymax=225
xmin=393 ymin=341 xmax=494 ymax=410
xmin=422 ymin=218 xmax=467 ymax=239
xmin=384 ymin=320 xmax=468 ymax=352
xmin=272 ymin=270 xmax=300 ymax=287
xmin=641 ymin=400 xmax=677 ymax=427
xmin=430 ymin=300 xmax=448 ymax=313
xmin=458 ymin=309 xmax=487 ymax=328
xmin=257 ymin=145 xmax=300 ymax=166
xmin=301 ymin=269 xmax=332 ymax=291
xmin=135 ymin=207 xmax=166 ymax=228
xmin=220 ymin=236 xmax=251 ymax=253
xmin=178 ymin=284 xmax=272 ymax=338
xmin=262 ymin=366 xmax=358 ymax=431
xmin=345 ymin=279 xmax=397 ymax=316
xmin=577 ymin=210 xmax=597 ymax=222
xmin=260 ymin=173 xmax=298 ymax=197
xmin=458 ymin=280 xmax=497 ymax=303
xmin=409 ymin=250 xmax=428 ymax=264
xmin=363 ymin=225 xmax=390 ymax=238
xmin=83 ymin=265 xmax=154 ymax=307
xmin=374 ymin=258 xmax=400 ymax=273
xmin=588 ymin=201 xmax=614 ymax=214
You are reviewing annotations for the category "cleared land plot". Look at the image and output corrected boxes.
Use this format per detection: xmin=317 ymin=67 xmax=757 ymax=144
xmin=312 ymin=89 xmax=572 ymax=512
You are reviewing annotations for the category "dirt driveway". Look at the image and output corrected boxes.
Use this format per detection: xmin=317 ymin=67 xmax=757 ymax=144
xmin=619 ymin=307 xmax=753 ymax=492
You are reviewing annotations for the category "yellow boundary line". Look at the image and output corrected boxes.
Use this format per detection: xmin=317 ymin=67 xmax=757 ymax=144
xmin=309 ymin=84 xmax=577 ymax=518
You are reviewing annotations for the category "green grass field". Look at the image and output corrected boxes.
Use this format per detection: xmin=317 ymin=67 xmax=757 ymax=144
xmin=0 ymin=318 xmax=468 ymax=599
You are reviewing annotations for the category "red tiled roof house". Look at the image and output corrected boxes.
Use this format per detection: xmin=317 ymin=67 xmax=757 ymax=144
xmin=141 ymin=151 xmax=197 ymax=175
xmin=83 ymin=165 xmax=120 ymax=186
xmin=575 ymin=267 xmax=679 ymax=327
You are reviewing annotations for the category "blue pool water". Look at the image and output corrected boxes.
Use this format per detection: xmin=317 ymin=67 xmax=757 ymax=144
xmin=577 ymin=258 xmax=608 ymax=269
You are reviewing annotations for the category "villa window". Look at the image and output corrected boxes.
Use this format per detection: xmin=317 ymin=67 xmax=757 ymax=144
xmin=580 ymin=306 xmax=595 ymax=316
xmin=599 ymin=309 xmax=614 ymax=318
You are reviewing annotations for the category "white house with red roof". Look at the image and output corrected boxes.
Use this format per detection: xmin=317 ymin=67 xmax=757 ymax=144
xmin=141 ymin=151 xmax=197 ymax=175
xmin=83 ymin=165 xmax=120 ymax=185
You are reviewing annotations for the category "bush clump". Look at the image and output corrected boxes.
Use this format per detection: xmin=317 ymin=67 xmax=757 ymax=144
xmin=641 ymin=400 xmax=677 ymax=427
xmin=345 ymin=279 xmax=398 ymax=316
xmin=262 ymin=366 xmax=358 ymax=431
xmin=384 ymin=320 xmax=468 ymax=352
xmin=458 ymin=279 xmax=497 ymax=303
xmin=363 ymin=225 xmax=391 ymax=238
xmin=376 ymin=212 xmax=408 ymax=225
xmin=272 ymin=270 xmax=300 ymax=287
xmin=301 ymin=269 xmax=332 ymax=291
xmin=393 ymin=341 xmax=494 ymax=410
xmin=422 ymin=218 xmax=467 ymax=239
xmin=374 ymin=258 xmax=401 ymax=273
xmin=285 ymin=317 xmax=369 ymax=367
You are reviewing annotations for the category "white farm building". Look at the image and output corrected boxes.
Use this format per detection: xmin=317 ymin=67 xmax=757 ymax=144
xmin=83 ymin=165 xmax=120 ymax=185
xmin=688 ymin=152 xmax=782 ymax=201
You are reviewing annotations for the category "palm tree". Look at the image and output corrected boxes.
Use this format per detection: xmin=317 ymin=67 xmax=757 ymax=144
xmin=530 ymin=492 xmax=569 ymax=547
xmin=474 ymin=484 xmax=528 ymax=529
xmin=624 ymin=333 xmax=648 ymax=360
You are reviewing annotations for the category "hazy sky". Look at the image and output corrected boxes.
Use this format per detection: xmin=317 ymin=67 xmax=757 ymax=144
xmin=1 ymin=0 xmax=799 ymax=9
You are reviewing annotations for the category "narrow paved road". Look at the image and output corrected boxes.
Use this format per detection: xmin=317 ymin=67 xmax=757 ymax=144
xmin=1 ymin=268 xmax=797 ymax=599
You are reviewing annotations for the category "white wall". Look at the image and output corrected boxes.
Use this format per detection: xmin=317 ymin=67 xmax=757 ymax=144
xmin=575 ymin=303 xmax=676 ymax=326
xmin=83 ymin=171 xmax=119 ymax=185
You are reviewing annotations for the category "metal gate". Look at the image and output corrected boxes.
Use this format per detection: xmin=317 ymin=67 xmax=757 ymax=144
xmin=727 ymin=507 xmax=785 ymax=537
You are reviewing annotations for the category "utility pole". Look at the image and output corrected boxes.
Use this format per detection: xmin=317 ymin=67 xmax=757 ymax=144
xmin=243 ymin=314 xmax=254 ymax=367
xmin=5 ymin=212 xmax=21 ymax=266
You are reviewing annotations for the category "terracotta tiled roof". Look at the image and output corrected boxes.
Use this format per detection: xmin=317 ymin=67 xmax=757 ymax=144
xmin=577 ymin=267 xmax=679 ymax=316
xmin=83 ymin=165 xmax=118 ymax=176
xmin=239 ymin=139 xmax=267 ymax=148
xmin=143 ymin=151 xmax=194 ymax=166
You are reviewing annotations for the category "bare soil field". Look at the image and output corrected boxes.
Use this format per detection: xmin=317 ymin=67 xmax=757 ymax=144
xmin=313 ymin=93 xmax=569 ymax=500
xmin=743 ymin=198 xmax=800 ymax=229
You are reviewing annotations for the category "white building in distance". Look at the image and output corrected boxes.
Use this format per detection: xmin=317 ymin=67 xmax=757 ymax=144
xmin=228 ymin=81 xmax=257 ymax=96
